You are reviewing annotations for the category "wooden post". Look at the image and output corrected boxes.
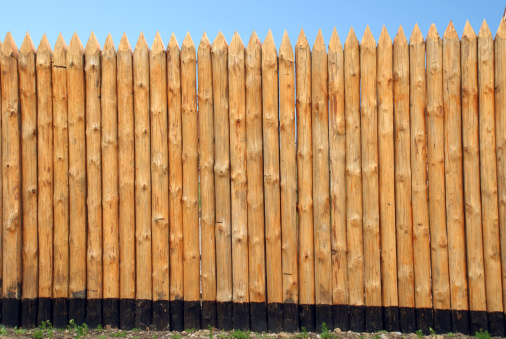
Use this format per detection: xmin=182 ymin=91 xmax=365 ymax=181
xmin=442 ymin=22 xmax=469 ymax=334
xmin=410 ymin=24 xmax=433 ymax=333
xmin=85 ymin=32 xmax=103 ymax=328
xmin=117 ymin=33 xmax=136 ymax=330
xmin=495 ymin=19 xmax=506 ymax=330
xmin=344 ymin=27 xmax=364 ymax=332
xmin=296 ymin=29 xmax=315 ymax=332
xmin=36 ymin=34 xmax=53 ymax=326
xmin=279 ymin=30 xmax=298 ymax=332
xmin=328 ymin=27 xmax=348 ymax=332
xmin=67 ymin=32 xmax=87 ymax=325
xmin=479 ymin=20 xmax=505 ymax=337
xmin=428 ymin=23 xmax=453 ymax=333
xmin=181 ymin=32 xmax=200 ymax=329
xmin=167 ymin=33 xmax=184 ymax=331
xmin=212 ymin=32 xmax=233 ymax=330
xmin=312 ymin=29 xmax=332 ymax=332
xmin=149 ymin=32 xmax=169 ymax=330
xmin=245 ymin=31 xmax=267 ymax=333
xmin=19 ymin=32 xmax=38 ymax=328
xmin=262 ymin=30 xmax=283 ymax=332
xmin=461 ymin=21 xmax=486 ymax=334
xmin=133 ymin=32 xmax=152 ymax=329
xmin=360 ymin=26 xmax=382 ymax=332
xmin=393 ymin=26 xmax=415 ymax=333
xmin=0 ymin=37 xmax=2 ymax=326
xmin=1 ymin=33 xmax=22 ymax=327
xmin=377 ymin=26 xmax=399 ymax=332
xmin=102 ymin=33 xmax=120 ymax=327
xmin=228 ymin=32 xmax=249 ymax=330
xmin=52 ymin=33 xmax=70 ymax=329
xmin=198 ymin=32 xmax=217 ymax=329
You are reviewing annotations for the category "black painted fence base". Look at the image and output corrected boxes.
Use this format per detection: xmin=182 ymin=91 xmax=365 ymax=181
xmin=0 ymin=298 xmax=503 ymax=335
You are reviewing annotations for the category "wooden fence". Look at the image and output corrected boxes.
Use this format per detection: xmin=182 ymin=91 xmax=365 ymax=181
xmin=0 ymin=20 xmax=505 ymax=335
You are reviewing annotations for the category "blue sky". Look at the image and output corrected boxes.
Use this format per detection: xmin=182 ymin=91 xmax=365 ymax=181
xmin=0 ymin=0 xmax=504 ymax=51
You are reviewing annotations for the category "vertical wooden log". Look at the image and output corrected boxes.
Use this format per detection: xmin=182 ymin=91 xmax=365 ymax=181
xmin=1 ymin=33 xmax=21 ymax=327
xmin=410 ymin=24 xmax=433 ymax=332
xmin=0 ymin=38 xmax=2 ymax=324
xmin=296 ymin=30 xmax=315 ymax=332
xmin=85 ymin=32 xmax=103 ymax=328
xmin=344 ymin=27 xmax=364 ymax=332
xmin=198 ymin=32 xmax=217 ymax=329
xmin=228 ymin=32 xmax=249 ymax=330
xmin=149 ymin=32 xmax=169 ymax=330
xmin=461 ymin=21 xmax=487 ymax=334
xmin=245 ymin=31 xmax=267 ymax=332
xmin=312 ymin=29 xmax=332 ymax=332
xmin=102 ymin=34 xmax=120 ymax=327
xmin=495 ymin=19 xmax=506 ymax=330
xmin=211 ymin=32 xmax=233 ymax=330
xmin=19 ymin=32 xmax=38 ymax=328
xmin=117 ymin=33 xmax=136 ymax=330
xmin=52 ymin=34 xmax=70 ymax=329
xmin=377 ymin=26 xmax=399 ymax=332
xmin=328 ymin=27 xmax=348 ymax=332
xmin=167 ymin=33 xmax=184 ymax=331
xmin=279 ymin=31 xmax=298 ymax=332
xmin=67 ymin=32 xmax=87 ymax=325
xmin=36 ymin=34 xmax=53 ymax=325
xmin=479 ymin=20 xmax=505 ymax=337
xmin=393 ymin=26 xmax=416 ymax=333
xmin=262 ymin=30 xmax=283 ymax=332
xmin=181 ymin=32 xmax=200 ymax=329
xmin=360 ymin=26 xmax=382 ymax=332
xmin=133 ymin=32 xmax=152 ymax=329
xmin=442 ymin=22 xmax=469 ymax=334
xmin=427 ymin=26 xmax=452 ymax=332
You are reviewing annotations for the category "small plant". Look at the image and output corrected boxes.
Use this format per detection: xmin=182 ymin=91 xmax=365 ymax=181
xmin=372 ymin=335 xmax=380 ymax=339
xmin=187 ymin=327 xmax=197 ymax=334
xmin=321 ymin=323 xmax=336 ymax=339
xmin=377 ymin=330 xmax=387 ymax=333
xmin=96 ymin=324 xmax=103 ymax=331
xmin=132 ymin=336 xmax=140 ymax=339
xmin=429 ymin=327 xmax=436 ymax=336
xmin=475 ymin=330 xmax=491 ymax=339
xmin=447 ymin=333 xmax=455 ymax=337
xmin=98 ymin=335 xmax=108 ymax=339
xmin=230 ymin=329 xmax=250 ymax=339
xmin=132 ymin=327 xmax=141 ymax=332
xmin=111 ymin=331 xmax=128 ymax=337
xmin=415 ymin=329 xmax=423 ymax=339
xmin=153 ymin=334 xmax=158 ymax=339
xmin=298 ymin=326 xmax=309 ymax=339
xmin=0 ymin=325 xmax=8 ymax=336
xmin=14 ymin=326 xmax=28 ymax=335
xmin=209 ymin=324 xmax=214 ymax=339
xmin=32 ymin=328 xmax=45 ymax=339
xmin=172 ymin=334 xmax=183 ymax=339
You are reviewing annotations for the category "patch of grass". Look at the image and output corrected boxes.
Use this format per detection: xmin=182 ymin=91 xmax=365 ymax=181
xmin=14 ymin=326 xmax=28 ymax=335
xmin=187 ymin=327 xmax=197 ymax=334
xmin=111 ymin=330 xmax=128 ymax=337
xmin=98 ymin=335 xmax=108 ymax=339
xmin=475 ymin=330 xmax=491 ymax=339
xmin=297 ymin=326 xmax=309 ymax=339
xmin=429 ymin=327 xmax=436 ymax=336
xmin=96 ymin=324 xmax=103 ymax=332
xmin=321 ymin=323 xmax=337 ymax=339
xmin=371 ymin=335 xmax=380 ymax=339
xmin=0 ymin=325 xmax=6 ymax=336
xmin=209 ymin=324 xmax=214 ymax=339
xmin=447 ymin=332 xmax=455 ymax=337
xmin=32 ymin=328 xmax=45 ymax=339
xmin=172 ymin=334 xmax=183 ymax=339
xmin=230 ymin=329 xmax=250 ymax=339
xmin=153 ymin=334 xmax=158 ymax=339
xmin=132 ymin=327 xmax=141 ymax=332
xmin=415 ymin=329 xmax=424 ymax=339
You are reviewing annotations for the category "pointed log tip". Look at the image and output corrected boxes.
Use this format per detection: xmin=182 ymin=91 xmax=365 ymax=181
xmin=478 ymin=20 xmax=491 ymax=38
xmin=2 ymin=32 xmax=19 ymax=57
xmin=135 ymin=32 xmax=148 ymax=50
xmin=394 ymin=26 xmax=407 ymax=44
xmin=54 ymin=33 xmax=67 ymax=51
xmin=68 ymin=32 xmax=84 ymax=54
xmin=378 ymin=26 xmax=392 ymax=45
xmin=279 ymin=31 xmax=293 ymax=58
xmin=462 ymin=21 xmax=477 ymax=40
xmin=497 ymin=19 xmax=506 ymax=37
xmin=427 ymin=24 xmax=440 ymax=40
xmin=313 ymin=29 xmax=325 ymax=49
xmin=230 ymin=32 xmax=244 ymax=51
xmin=329 ymin=28 xmax=342 ymax=50
xmin=212 ymin=31 xmax=228 ymax=49
xmin=296 ymin=29 xmax=309 ymax=47
xmin=168 ymin=33 xmax=179 ymax=49
xmin=263 ymin=30 xmax=276 ymax=49
xmin=246 ymin=31 xmax=261 ymax=51
xmin=345 ymin=27 xmax=358 ymax=46
xmin=443 ymin=21 xmax=458 ymax=39
xmin=37 ymin=33 xmax=52 ymax=54
xmin=151 ymin=32 xmax=165 ymax=53
xmin=20 ymin=32 xmax=36 ymax=54
xmin=361 ymin=25 xmax=376 ymax=46
xmin=410 ymin=24 xmax=423 ymax=43
xmin=85 ymin=31 xmax=101 ymax=53
xmin=103 ymin=34 xmax=115 ymax=51
xmin=199 ymin=32 xmax=211 ymax=47
xmin=118 ymin=33 xmax=132 ymax=52
xmin=183 ymin=31 xmax=194 ymax=46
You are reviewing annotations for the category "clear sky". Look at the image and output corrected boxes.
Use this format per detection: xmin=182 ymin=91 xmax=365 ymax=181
xmin=0 ymin=0 xmax=504 ymax=51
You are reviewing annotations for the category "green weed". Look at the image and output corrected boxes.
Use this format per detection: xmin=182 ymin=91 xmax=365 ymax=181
xmin=111 ymin=331 xmax=128 ymax=337
xmin=321 ymin=323 xmax=337 ymax=339
xmin=475 ymin=330 xmax=491 ymax=339
xmin=230 ymin=329 xmax=250 ymax=339
xmin=415 ymin=329 xmax=423 ymax=339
